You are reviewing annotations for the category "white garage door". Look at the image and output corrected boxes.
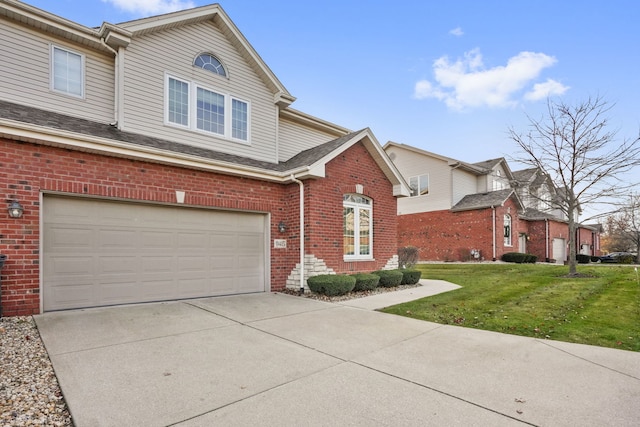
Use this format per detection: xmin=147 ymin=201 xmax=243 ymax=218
xmin=552 ymin=238 xmax=566 ymax=264
xmin=43 ymin=196 xmax=267 ymax=311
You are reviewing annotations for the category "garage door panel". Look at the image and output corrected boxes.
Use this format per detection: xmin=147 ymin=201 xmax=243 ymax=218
xmin=44 ymin=197 xmax=267 ymax=311
xmin=141 ymin=231 xmax=176 ymax=249
xmin=47 ymin=284 xmax=95 ymax=309
xmin=47 ymin=227 xmax=94 ymax=252
xmin=141 ymin=256 xmax=174 ymax=273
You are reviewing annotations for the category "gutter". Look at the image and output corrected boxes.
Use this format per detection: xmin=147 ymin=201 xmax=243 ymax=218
xmin=290 ymin=175 xmax=305 ymax=294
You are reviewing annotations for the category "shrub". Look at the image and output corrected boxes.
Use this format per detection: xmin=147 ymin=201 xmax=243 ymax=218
xmin=307 ymin=274 xmax=356 ymax=296
xmin=576 ymin=254 xmax=591 ymax=264
xmin=400 ymin=269 xmax=422 ymax=285
xmin=398 ymin=246 xmax=419 ymax=268
xmin=350 ymin=273 xmax=380 ymax=291
xmin=618 ymin=253 xmax=636 ymax=264
xmin=501 ymin=252 xmax=537 ymax=264
xmin=372 ymin=270 xmax=404 ymax=287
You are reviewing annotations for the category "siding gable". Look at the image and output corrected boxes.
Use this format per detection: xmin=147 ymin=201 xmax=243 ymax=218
xmin=121 ymin=20 xmax=279 ymax=163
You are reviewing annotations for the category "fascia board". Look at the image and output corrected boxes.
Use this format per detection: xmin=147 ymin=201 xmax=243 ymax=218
xmin=1 ymin=0 xmax=108 ymax=51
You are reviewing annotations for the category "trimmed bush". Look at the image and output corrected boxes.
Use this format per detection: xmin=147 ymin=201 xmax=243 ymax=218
xmin=501 ymin=252 xmax=537 ymax=264
xmin=350 ymin=273 xmax=380 ymax=291
xmin=576 ymin=254 xmax=591 ymax=264
xmin=372 ymin=270 xmax=404 ymax=287
xmin=307 ymin=274 xmax=356 ymax=296
xmin=400 ymin=269 xmax=422 ymax=285
xmin=398 ymin=246 xmax=419 ymax=268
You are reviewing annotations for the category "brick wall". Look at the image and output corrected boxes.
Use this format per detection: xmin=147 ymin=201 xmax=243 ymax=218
xmin=0 ymin=137 xmax=400 ymax=316
xmin=0 ymin=138 xmax=299 ymax=315
xmin=304 ymin=141 xmax=398 ymax=274
xmin=397 ymin=198 xmax=525 ymax=262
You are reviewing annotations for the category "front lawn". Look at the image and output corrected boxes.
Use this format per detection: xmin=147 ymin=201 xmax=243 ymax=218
xmin=381 ymin=264 xmax=640 ymax=352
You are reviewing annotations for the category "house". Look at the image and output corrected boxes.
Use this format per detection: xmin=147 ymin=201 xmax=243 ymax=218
xmin=384 ymin=142 xmax=601 ymax=263
xmin=0 ymin=1 xmax=409 ymax=316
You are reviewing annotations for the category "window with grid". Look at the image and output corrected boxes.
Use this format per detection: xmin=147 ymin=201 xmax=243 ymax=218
xmin=166 ymin=75 xmax=249 ymax=142
xmin=343 ymin=194 xmax=373 ymax=259
xmin=409 ymin=174 xmax=429 ymax=197
xmin=51 ymin=46 xmax=84 ymax=97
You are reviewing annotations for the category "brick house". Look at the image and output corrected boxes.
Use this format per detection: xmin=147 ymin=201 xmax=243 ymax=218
xmin=0 ymin=1 xmax=409 ymax=316
xmin=384 ymin=142 xmax=601 ymax=263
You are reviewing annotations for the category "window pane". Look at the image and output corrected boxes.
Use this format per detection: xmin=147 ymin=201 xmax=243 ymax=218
xmin=194 ymin=54 xmax=226 ymax=77
xmin=168 ymin=78 xmax=189 ymax=126
xmin=343 ymin=207 xmax=355 ymax=256
xmin=359 ymin=208 xmax=371 ymax=255
xmin=419 ymin=175 xmax=429 ymax=195
xmin=197 ymin=87 xmax=224 ymax=134
xmin=231 ymin=98 xmax=248 ymax=140
xmin=409 ymin=177 xmax=418 ymax=197
xmin=53 ymin=47 xmax=82 ymax=96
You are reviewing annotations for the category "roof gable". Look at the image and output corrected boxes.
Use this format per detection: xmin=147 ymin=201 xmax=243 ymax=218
xmin=117 ymin=4 xmax=294 ymax=107
xmin=452 ymin=188 xmax=523 ymax=212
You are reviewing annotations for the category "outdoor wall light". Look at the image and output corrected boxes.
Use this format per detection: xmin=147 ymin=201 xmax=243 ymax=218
xmin=8 ymin=200 xmax=24 ymax=218
xmin=278 ymin=221 xmax=287 ymax=233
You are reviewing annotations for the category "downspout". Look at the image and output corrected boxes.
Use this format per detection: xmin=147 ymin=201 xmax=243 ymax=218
xmin=492 ymin=206 xmax=497 ymax=261
xmin=100 ymin=39 xmax=120 ymax=128
xmin=290 ymin=175 xmax=305 ymax=294
xmin=545 ymin=218 xmax=549 ymax=262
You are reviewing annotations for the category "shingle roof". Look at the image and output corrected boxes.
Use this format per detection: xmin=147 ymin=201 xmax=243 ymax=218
xmin=472 ymin=158 xmax=504 ymax=171
xmin=0 ymin=99 xmax=357 ymax=174
xmin=451 ymin=188 xmax=517 ymax=211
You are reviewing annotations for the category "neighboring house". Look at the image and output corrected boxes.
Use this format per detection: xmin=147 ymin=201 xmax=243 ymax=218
xmin=384 ymin=142 xmax=601 ymax=263
xmin=385 ymin=142 xmax=525 ymax=262
xmin=0 ymin=1 xmax=409 ymax=316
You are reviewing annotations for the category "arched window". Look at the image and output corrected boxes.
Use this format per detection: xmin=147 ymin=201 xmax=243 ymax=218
xmin=343 ymin=194 xmax=373 ymax=259
xmin=503 ymin=214 xmax=512 ymax=246
xmin=194 ymin=53 xmax=227 ymax=77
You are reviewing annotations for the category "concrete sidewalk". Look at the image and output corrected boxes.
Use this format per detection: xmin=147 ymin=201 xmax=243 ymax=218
xmin=34 ymin=280 xmax=640 ymax=426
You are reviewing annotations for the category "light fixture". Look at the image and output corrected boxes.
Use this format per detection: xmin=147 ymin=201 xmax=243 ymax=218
xmin=278 ymin=221 xmax=287 ymax=233
xmin=8 ymin=200 xmax=23 ymax=218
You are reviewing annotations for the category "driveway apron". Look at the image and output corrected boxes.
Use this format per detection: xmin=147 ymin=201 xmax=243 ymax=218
xmin=35 ymin=291 xmax=640 ymax=426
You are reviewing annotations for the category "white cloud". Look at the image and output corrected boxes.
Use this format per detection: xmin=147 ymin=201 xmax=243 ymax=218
xmin=524 ymin=79 xmax=570 ymax=100
xmin=103 ymin=0 xmax=195 ymax=16
xmin=414 ymin=48 xmax=564 ymax=110
xmin=449 ymin=27 xmax=464 ymax=37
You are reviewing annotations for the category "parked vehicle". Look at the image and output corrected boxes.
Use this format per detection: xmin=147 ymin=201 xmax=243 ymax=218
xmin=599 ymin=252 xmax=637 ymax=263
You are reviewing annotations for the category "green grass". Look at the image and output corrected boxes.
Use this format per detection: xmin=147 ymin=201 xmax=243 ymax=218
xmin=381 ymin=264 xmax=640 ymax=351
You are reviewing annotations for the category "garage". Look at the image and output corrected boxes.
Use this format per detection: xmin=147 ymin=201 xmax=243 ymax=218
xmin=43 ymin=196 xmax=267 ymax=311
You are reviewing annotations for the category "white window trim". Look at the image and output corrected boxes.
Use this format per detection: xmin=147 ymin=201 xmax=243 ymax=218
xmin=504 ymin=214 xmax=512 ymax=247
xmin=343 ymin=195 xmax=373 ymax=261
xmin=164 ymin=73 xmax=251 ymax=143
xmin=409 ymin=174 xmax=429 ymax=197
xmin=50 ymin=44 xmax=85 ymax=99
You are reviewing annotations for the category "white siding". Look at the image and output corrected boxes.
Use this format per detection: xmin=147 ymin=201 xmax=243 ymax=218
xmin=387 ymin=146 xmax=453 ymax=215
xmin=452 ymin=169 xmax=477 ymax=205
xmin=121 ymin=21 xmax=278 ymax=163
xmin=278 ymin=118 xmax=338 ymax=161
xmin=0 ymin=18 xmax=114 ymax=123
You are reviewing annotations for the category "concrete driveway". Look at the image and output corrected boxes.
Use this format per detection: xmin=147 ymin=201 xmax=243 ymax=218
xmin=35 ymin=284 xmax=640 ymax=426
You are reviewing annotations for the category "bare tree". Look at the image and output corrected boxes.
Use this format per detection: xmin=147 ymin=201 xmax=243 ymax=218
xmin=604 ymin=193 xmax=640 ymax=255
xmin=508 ymin=96 xmax=640 ymax=275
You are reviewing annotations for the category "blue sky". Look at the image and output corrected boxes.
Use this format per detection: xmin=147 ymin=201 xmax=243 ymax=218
xmin=25 ymin=0 xmax=640 ymax=169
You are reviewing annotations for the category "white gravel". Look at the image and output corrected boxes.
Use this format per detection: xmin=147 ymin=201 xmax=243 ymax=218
xmin=0 ymin=316 xmax=72 ymax=426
